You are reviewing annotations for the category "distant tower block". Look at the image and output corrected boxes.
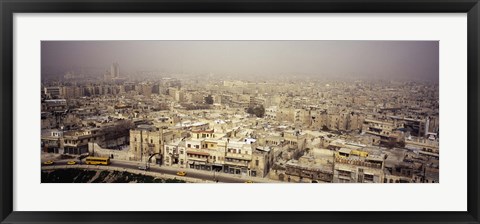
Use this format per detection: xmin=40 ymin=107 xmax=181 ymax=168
xmin=104 ymin=69 xmax=112 ymax=81
xmin=111 ymin=62 xmax=120 ymax=78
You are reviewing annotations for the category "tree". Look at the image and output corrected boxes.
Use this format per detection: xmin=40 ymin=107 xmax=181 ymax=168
xmin=321 ymin=125 xmax=330 ymax=131
xmin=247 ymin=105 xmax=265 ymax=118
xmin=253 ymin=105 xmax=265 ymax=118
xmin=204 ymin=95 xmax=214 ymax=104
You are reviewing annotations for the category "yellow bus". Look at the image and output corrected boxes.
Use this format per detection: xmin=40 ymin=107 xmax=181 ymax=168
xmin=85 ymin=156 xmax=110 ymax=165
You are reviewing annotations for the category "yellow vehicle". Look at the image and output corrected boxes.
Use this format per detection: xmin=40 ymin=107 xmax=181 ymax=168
xmin=85 ymin=157 xmax=110 ymax=165
xmin=176 ymin=171 xmax=187 ymax=176
xmin=244 ymin=180 xmax=254 ymax=183
xmin=67 ymin=161 xmax=76 ymax=165
xmin=43 ymin=160 xmax=54 ymax=165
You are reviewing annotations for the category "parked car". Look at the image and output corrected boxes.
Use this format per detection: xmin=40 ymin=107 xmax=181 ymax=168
xmin=43 ymin=161 xmax=54 ymax=165
xmin=176 ymin=171 xmax=187 ymax=176
xmin=138 ymin=165 xmax=149 ymax=171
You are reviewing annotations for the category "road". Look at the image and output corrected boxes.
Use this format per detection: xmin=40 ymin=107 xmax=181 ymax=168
xmin=112 ymin=160 xmax=247 ymax=183
xmin=42 ymin=159 xmax=269 ymax=183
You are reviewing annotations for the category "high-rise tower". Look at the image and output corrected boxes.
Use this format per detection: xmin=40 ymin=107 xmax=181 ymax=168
xmin=110 ymin=62 xmax=120 ymax=78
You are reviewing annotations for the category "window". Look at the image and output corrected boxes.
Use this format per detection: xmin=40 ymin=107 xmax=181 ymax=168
xmin=338 ymin=170 xmax=351 ymax=177
xmin=364 ymin=174 xmax=374 ymax=182
xmin=256 ymin=160 xmax=259 ymax=166
xmin=187 ymin=144 xmax=191 ymax=148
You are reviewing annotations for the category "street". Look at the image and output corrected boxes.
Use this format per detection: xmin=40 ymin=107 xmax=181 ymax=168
xmin=42 ymin=159 xmax=276 ymax=183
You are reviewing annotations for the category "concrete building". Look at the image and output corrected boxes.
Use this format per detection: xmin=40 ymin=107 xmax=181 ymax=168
xmin=333 ymin=148 xmax=386 ymax=183
xmin=62 ymin=128 xmax=103 ymax=155
xmin=362 ymin=118 xmax=403 ymax=146
xmin=111 ymin=62 xmax=120 ymax=78
xmin=164 ymin=139 xmax=187 ymax=168
xmin=44 ymin=86 xmax=62 ymax=99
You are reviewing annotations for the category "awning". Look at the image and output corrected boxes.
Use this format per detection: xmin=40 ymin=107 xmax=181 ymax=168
xmin=189 ymin=155 xmax=207 ymax=160
xmin=187 ymin=150 xmax=210 ymax=156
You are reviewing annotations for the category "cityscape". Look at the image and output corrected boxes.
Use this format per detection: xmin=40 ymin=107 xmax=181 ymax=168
xmin=41 ymin=41 xmax=439 ymax=183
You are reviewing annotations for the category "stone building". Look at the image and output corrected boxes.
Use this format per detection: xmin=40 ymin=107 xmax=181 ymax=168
xmin=250 ymin=146 xmax=274 ymax=177
xmin=129 ymin=125 xmax=174 ymax=163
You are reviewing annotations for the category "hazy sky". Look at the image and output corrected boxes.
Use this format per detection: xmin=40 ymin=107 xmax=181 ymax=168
xmin=41 ymin=41 xmax=439 ymax=82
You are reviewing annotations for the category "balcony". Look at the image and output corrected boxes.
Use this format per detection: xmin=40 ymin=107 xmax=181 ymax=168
xmin=187 ymin=150 xmax=210 ymax=157
xmin=225 ymin=153 xmax=252 ymax=161
xmin=335 ymin=156 xmax=382 ymax=169
xmin=43 ymin=142 xmax=60 ymax=148
xmin=224 ymin=159 xmax=249 ymax=167
xmin=188 ymin=157 xmax=208 ymax=163
xmin=64 ymin=142 xmax=80 ymax=147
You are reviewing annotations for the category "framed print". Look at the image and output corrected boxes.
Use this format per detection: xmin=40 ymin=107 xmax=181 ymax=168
xmin=1 ymin=0 xmax=479 ymax=224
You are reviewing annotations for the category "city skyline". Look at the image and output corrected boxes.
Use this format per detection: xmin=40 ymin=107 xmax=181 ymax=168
xmin=41 ymin=41 xmax=439 ymax=82
xmin=41 ymin=40 xmax=439 ymax=184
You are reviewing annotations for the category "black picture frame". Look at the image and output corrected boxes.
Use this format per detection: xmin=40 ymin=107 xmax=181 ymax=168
xmin=1 ymin=0 xmax=479 ymax=224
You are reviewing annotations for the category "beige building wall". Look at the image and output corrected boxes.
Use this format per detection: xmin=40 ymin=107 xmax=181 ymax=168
xmin=129 ymin=127 xmax=171 ymax=163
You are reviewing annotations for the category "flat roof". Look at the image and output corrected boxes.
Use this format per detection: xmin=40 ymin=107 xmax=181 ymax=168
xmin=338 ymin=148 xmax=352 ymax=154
